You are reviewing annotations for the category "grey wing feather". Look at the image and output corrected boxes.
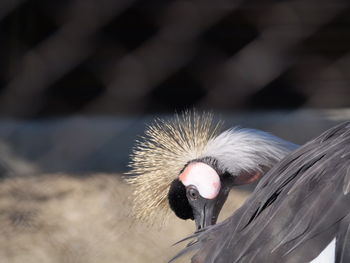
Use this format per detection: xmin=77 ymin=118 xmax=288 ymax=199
xmin=173 ymin=121 xmax=350 ymax=263
xmin=336 ymin=213 xmax=350 ymax=263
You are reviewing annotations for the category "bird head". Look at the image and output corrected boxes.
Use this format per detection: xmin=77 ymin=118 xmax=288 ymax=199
xmin=126 ymin=112 xmax=297 ymax=230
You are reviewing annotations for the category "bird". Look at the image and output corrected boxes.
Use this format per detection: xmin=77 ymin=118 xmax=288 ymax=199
xmin=126 ymin=111 xmax=297 ymax=230
xmin=169 ymin=120 xmax=350 ymax=263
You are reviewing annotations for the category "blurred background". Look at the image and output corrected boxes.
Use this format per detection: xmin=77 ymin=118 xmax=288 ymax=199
xmin=0 ymin=0 xmax=349 ymax=262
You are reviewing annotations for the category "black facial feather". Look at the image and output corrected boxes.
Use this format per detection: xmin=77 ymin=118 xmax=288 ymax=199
xmin=168 ymin=179 xmax=194 ymax=220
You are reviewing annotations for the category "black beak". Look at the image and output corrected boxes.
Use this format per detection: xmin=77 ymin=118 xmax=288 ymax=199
xmin=193 ymin=188 xmax=229 ymax=231
xmin=194 ymin=202 xmax=217 ymax=230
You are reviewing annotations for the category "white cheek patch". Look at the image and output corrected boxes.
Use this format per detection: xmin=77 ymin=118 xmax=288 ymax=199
xmin=179 ymin=162 xmax=221 ymax=199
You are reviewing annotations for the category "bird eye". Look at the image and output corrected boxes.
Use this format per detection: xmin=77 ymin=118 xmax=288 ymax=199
xmin=187 ymin=187 xmax=199 ymax=200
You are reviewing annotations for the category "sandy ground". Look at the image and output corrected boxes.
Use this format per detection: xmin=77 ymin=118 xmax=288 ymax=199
xmin=0 ymin=174 xmax=250 ymax=263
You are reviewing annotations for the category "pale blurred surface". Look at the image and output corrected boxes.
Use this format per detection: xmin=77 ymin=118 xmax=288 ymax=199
xmin=0 ymin=109 xmax=348 ymax=175
xmin=0 ymin=173 xmax=249 ymax=263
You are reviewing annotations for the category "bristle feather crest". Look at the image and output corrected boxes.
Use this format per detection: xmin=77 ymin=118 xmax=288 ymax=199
xmin=126 ymin=111 xmax=222 ymax=223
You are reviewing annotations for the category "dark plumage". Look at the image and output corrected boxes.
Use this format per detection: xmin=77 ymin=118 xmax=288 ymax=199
xmin=168 ymin=179 xmax=194 ymax=220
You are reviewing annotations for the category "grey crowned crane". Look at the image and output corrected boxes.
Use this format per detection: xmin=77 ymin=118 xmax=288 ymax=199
xmin=168 ymin=120 xmax=350 ymax=263
xmin=127 ymin=112 xmax=297 ymax=229
xmin=127 ymin=113 xmax=350 ymax=262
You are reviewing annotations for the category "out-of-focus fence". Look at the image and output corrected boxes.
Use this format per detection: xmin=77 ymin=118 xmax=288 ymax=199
xmin=0 ymin=0 xmax=349 ymax=118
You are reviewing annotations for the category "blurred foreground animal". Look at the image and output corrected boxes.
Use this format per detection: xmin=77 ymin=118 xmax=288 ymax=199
xmin=127 ymin=112 xmax=297 ymax=229
xmin=170 ymin=121 xmax=350 ymax=263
